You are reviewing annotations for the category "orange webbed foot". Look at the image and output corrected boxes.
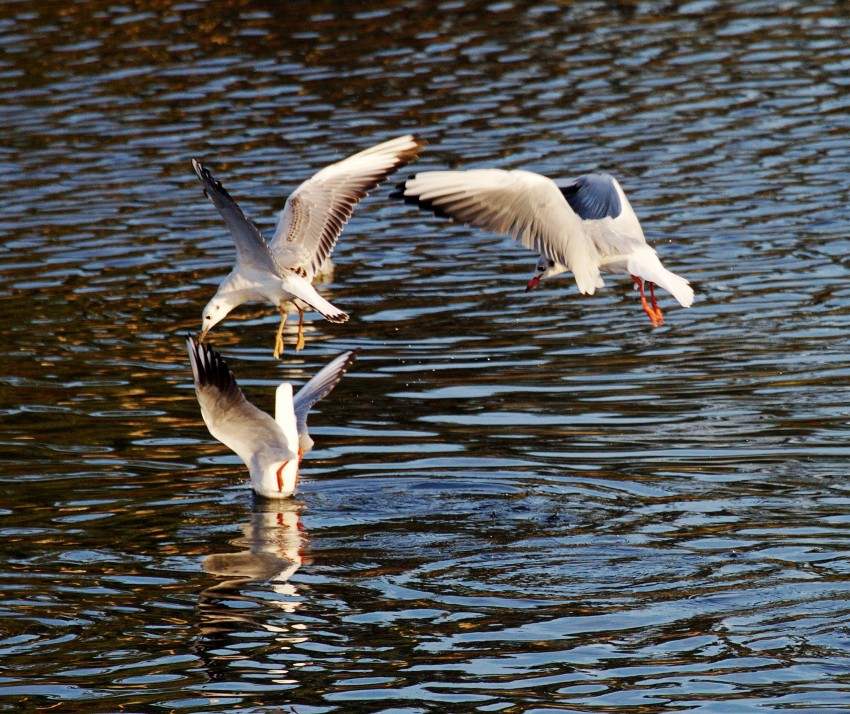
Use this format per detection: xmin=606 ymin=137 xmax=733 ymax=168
xmin=648 ymin=282 xmax=664 ymax=326
xmin=633 ymin=275 xmax=663 ymax=328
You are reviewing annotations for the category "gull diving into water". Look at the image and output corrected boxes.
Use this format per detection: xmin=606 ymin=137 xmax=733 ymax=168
xmin=186 ymin=336 xmax=358 ymax=499
xmin=393 ymin=169 xmax=693 ymax=326
xmin=194 ymin=134 xmax=425 ymax=357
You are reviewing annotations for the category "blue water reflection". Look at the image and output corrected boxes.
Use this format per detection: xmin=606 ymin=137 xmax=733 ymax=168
xmin=1 ymin=0 xmax=850 ymax=711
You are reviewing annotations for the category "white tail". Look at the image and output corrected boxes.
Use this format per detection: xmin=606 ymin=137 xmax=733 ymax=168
xmin=628 ymin=246 xmax=694 ymax=307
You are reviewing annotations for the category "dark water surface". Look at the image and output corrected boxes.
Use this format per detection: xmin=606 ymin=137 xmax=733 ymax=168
xmin=2 ymin=1 xmax=850 ymax=711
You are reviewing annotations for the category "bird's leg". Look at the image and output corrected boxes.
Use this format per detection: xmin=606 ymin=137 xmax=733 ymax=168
xmin=649 ymin=282 xmax=664 ymax=326
xmin=276 ymin=461 xmax=289 ymax=493
xmin=274 ymin=308 xmax=287 ymax=359
xmin=295 ymin=307 xmax=305 ymax=352
xmin=295 ymin=449 xmax=304 ymax=489
xmin=632 ymin=275 xmax=661 ymax=328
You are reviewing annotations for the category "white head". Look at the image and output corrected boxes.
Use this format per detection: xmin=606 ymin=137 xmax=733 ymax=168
xmin=526 ymin=256 xmax=568 ymax=291
xmin=199 ymin=294 xmax=236 ymax=339
xmin=251 ymin=459 xmax=300 ymax=499
xmin=298 ymin=432 xmax=315 ymax=457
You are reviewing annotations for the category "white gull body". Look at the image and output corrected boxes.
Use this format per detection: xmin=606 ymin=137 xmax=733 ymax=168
xmin=395 ymin=169 xmax=693 ymax=326
xmin=186 ymin=336 xmax=357 ymax=499
xmin=194 ymin=134 xmax=425 ymax=356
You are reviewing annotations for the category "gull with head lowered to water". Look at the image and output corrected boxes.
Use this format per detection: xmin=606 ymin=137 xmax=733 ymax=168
xmin=194 ymin=134 xmax=425 ymax=357
xmin=186 ymin=336 xmax=357 ymax=499
xmin=393 ymin=168 xmax=693 ymax=326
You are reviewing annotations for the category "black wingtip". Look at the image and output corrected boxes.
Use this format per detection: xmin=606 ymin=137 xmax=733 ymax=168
xmin=406 ymin=193 xmax=452 ymax=219
xmin=343 ymin=347 xmax=361 ymax=372
xmin=191 ymin=159 xmax=240 ymax=207
xmin=192 ymin=158 xmax=215 ymax=188
xmin=186 ymin=336 xmax=239 ymax=394
xmin=191 ymin=158 xmax=206 ymax=181
xmin=388 ymin=174 xmax=452 ymax=218
xmin=397 ymin=136 xmax=427 ymax=167
xmin=389 ymin=174 xmax=418 ymax=201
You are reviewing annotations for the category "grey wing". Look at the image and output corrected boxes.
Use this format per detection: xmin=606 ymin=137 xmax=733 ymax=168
xmin=192 ymin=160 xmax=280 ymax=275
xmin=186 ymin=336 xmax=290 ymax=465
xmin=558 ymin=173 xmax=622 ymax=220
xmin=559 ymin=173 xmax=647 ymax=252
xmin=269 ymin=135 xmax=425 ymax=276
xmin=293 ymin=349 xmax=359 ymax=437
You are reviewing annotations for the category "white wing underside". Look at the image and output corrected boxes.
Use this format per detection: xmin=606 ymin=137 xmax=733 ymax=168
xmin=587 ymin=220 xmax=648 ymax=262
xmin=293 ymin=350 xmax=358 ymax=436
xmin=401 ymin=169 xmax=603 ymax=295
xmin=270 ymin=135 xmax=424 ymax=279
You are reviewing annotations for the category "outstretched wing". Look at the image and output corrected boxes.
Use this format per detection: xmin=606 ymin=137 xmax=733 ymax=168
xmin=186 ymin=336 xmax=289 ymax=465
xmin=269 ymin=135 xmax=425 ymax=277
xmin=394 ymin=169 xmax=602 ymax=295
xmin=192 ymin=159 xmax=280 ymax=275
xmin=293 ymin=349 xmax=359 ymax=439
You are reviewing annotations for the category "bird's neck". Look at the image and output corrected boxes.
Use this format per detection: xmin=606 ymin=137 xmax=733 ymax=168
xmin=275 ymin=383 xmax=299 ymax=450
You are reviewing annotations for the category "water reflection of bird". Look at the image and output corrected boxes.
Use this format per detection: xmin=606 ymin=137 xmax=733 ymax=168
xmin=198 ymin=499 xmax=306 ymax=643
xmin=193 ymin=135 xmax=425 ymax=357
xmin=393 ymin=169 xmax=693 ymax=326
xmin=186 ymin=336 xmax=357 ymax=499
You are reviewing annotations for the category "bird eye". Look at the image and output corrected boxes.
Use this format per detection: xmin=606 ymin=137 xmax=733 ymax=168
xmin=205 ymin=315 xmax=211 ymax=320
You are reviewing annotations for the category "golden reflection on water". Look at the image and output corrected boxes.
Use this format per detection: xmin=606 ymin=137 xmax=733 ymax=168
xmin=1 ymin=0 xmax=850 ymax=710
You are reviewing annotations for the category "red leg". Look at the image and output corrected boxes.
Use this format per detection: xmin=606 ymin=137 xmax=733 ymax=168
xmin=649 ymin=282 xmax=664 ymax=326
xmin=295 ymin=450 xmax=304 ymax=489
xmin=632 ymin=275 xmax=661 ymax=327
xmin=276 ymin=461 xmax=290 ymax=492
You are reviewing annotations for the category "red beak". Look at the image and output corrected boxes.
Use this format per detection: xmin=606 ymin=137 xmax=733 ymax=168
xmin=526 ymin=275 xmax=541 ymax=292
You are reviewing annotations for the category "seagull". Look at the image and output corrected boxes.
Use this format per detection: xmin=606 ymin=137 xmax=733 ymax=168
xmin=194 ymin=134 xmax=425 ymax=357
xmin=393 ymin=169 xmax=693 ymax=326
xmin=186 ymin=336 xmax=358 ymax=499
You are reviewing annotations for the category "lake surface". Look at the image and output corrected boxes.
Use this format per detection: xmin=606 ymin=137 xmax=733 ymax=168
xmin=2 ymin=1 xmax=850 ymax=711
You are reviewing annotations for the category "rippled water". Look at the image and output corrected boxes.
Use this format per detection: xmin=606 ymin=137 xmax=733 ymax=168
xmin=2 ymin=0 xmax=850 ymax=711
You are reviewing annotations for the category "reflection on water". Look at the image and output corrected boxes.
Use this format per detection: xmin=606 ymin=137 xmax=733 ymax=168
xmin=1 ymin=0 xmax=850 ymax=711
xmin=197 ymin=499 xmax=307 ymax=694
xmin=200 ymin=500 xmax=305 ymax=625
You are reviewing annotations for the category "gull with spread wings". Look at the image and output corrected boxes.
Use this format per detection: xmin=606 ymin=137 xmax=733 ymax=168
xmin=393 ymin=169 xmax=693 ymax=326
xmin=187 ymin=336 xmax=357 ymax=499
xmin=194 ymin=134 xmax=424 ymax=357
